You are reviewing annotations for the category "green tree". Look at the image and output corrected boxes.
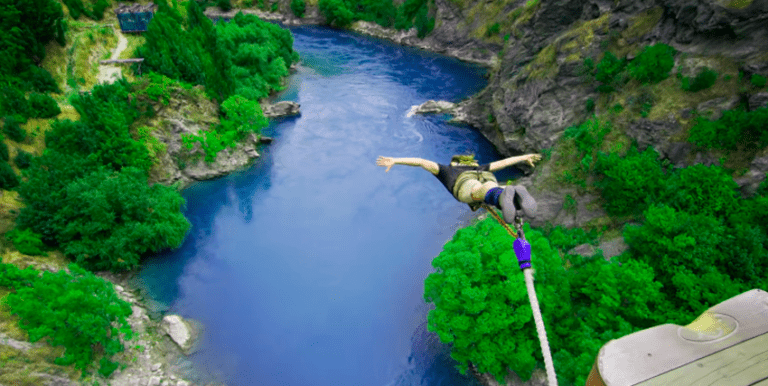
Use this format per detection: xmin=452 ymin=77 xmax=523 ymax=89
xmin=594 ymin=52 xmax=625 ymax=92
xmin=54 ymin=167 xmax=191 ymax=272
xmin=28 ymin=91 xmax=61 ymax=118
xmin=3 ymin=262 xmax=132 ymax=376
xmin=0 ymin=160 xmax=19 ymax=189
xmin=2 ymin=115 xmax=26 ymax=142
xmin=681 ymin=67 xmax=718 ymax=92
xmin=290 ymin=0 xmax=306 ymax=18
xmin=628 ymin=43 xmax=676 ymax=84
xmin=593 ymin=146 xmax=668 ymax=216
xmin=6 ymin=227 xmax=47 ymax=255
xmin=319 ymin=0 xmax=355 ymax=28
xmin=13 ymin=149 xmax=33 ymax=169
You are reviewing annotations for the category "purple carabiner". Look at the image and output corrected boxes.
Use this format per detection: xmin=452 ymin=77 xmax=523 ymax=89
xmin=513 ymin=237 xmax=532 ymax=270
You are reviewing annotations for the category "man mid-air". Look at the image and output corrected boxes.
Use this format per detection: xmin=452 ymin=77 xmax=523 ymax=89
xmin=376 ymin=153 xmax=541 ymax=223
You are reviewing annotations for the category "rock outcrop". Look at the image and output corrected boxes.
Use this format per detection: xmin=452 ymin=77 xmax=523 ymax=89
xmin=162 ymin=315 xmax=203 ymax=356
xmin=262 ymin=101 xmax=301 ymax=118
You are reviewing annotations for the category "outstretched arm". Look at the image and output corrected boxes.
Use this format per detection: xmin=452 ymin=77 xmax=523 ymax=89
xmin=377 ymin=156 xmax=439 ymax=175
xmin=488 ymin=153 xmax=542 ymax=172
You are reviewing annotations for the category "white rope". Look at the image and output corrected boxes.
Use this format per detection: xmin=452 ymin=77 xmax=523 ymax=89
xmin=480 ymin=205 xmax=558 ymax=386
xmin=524 ymin=268 xmax=558 ymax=386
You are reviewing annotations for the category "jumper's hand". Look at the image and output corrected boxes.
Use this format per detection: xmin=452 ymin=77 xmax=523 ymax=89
xmin=526 ymin=154 xmax=542 ymax=167
xmin=377 ymin=156 xmax=395 ymax=172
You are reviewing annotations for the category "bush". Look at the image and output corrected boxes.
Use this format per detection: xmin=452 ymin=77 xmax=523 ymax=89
xmin=628 ymin=43 xmax=676 ymax=85
xmin=424 ymin=217 xmax=671 ymax=386
xmin=0 ymin=161 xmax=19 ymax=189
xmin=662 ymin=163 xmax=739 ymax=218
xmin=0 ymin=135 xmax=8 ymax=161
xmin=21 ymin=65 xmax=61 ymax=93
xmin=319 ymin=0 xmax=355 ymax=27
xmin=55 ymin=167 xmax=191 ymax=272
xmin=2 ymin=262 xmax=133 ymax=376
xmin=91 ymin=0 xmax=110 ymax=19
xmin=3 ymin=115 xmax=27 ymax=142
xmin=681 ymin=67 xmax=718 ymax=92
xmin=593 ymin=146 xmax=668 ymax=216
xmin=28 ymin=92 xmax=61 ymax=118
xmin=217 ymin=0 xmax=232 ymax=11
xmin=594 ymin=52 xmax=626 ymax=93
xmin=13 ymin=150 xmax=33 ymax=169
xmin=0 ymin=85 xmax=30 ymax=118
xmin=622 ymin=205 xmax=754 ymax=322
xmin=7 ymin=228 xmax=48 ymax=256
xmin=290 ymin=0 xmax=306 ymax=17
xmin=688 ymin=107 xmax=768 ymax=150
xmin=752 ymin=74 xmax=767 ymax=89
xmin=485 ymin=23 xmax=500 ymax=37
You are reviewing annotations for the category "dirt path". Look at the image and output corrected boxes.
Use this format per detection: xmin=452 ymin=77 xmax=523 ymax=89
xmin=96 ymin=26 xmax=129 ymax=84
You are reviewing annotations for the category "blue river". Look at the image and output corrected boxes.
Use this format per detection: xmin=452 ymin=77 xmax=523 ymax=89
xmin=136 ymin=25 xmax=520 ymax=386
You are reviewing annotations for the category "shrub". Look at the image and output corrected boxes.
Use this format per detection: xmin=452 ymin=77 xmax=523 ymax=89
xmin=55 ymin=167 xmax=191 ymax=272
xmin=13 ymin=150 xmax=33 ymax=169
xmin=0 ymin=135 xmax=8 ymax=161
xmin=0 ymin=161 xmax=19 ymax=189
xmin=0 ymin=85 xmax=30 ymax=118
xmin=91 ymin=0 xmax=110 ymax=20
xmin=661 ymin=163 xmax=739 ymax=218
xmin=681 ymin=67 xmax=718 ymax=92
xmin=425 ymin=217 xmax=670 ymax=386
xmin=7 ymin=228 xmax=47 ymax=256
xmin=585 ymin=98 xmax=595 ymax=113
xmin=752 ymin=74 xmax=767 ymax=89
xmin=319 ymin=0 xmax=355 ymax=27
xmin=3 ymin=115 xmax=27 ymax=142
xmin=594 ymin=52 xmax=625 ymax=92
xmin=562 ymin=118 xmax=611 ymax=157
xmin=28 ymin=92 xmax=61 ymax=118
xmin=290 ymin=0 xmax=306 ymax=17
xmin=688 ymin=107 xmax=768 ymax=150
xmin=628 ymin=43 xmax=676 ymax=84
xmin=485 ymin=23 xmax=500 ymax=37
xmin=622 ymin=205 xmax=753 ymax=322
xmin=593 ymin=146 xmax=668 ymax=216
xmin=21 ymin=65 xmax=61 ymax=93
xmin=217 ymin=0 xmax=232 ymax=11
xmin=2 ymin=262 xmax=133 ymax=376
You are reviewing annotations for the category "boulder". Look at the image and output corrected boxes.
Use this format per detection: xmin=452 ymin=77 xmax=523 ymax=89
xmin=734 ymin=149 xmax=768 ymax=197
xmin=262 ymin=101 xmax=300 ymax=118
xmin=407 ymin=100 xmax=457 ymax=117
xmin=568 ymin=243 xmax=597 ymax=257
xmin=161 ymin=315 xmax=202 ymax=355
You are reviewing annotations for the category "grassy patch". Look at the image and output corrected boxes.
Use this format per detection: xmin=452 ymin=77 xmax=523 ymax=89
xmin=725 ymin=0 xmax=754 ymax=9
xmin=621 ymin=6 xmax=663 ymax=41
xmin=526 ymin=44 xmax=558 ymax=79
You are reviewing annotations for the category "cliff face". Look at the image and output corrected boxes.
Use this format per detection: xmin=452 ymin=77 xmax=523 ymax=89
xmin=460 ymin=0 xmax=768 ymax=157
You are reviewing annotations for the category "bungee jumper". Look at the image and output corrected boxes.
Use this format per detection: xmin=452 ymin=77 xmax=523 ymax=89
xmin=377 ymin=152 xmax=559 ymax=386
xmin=375 ymin=153 xmax=541 ymax=223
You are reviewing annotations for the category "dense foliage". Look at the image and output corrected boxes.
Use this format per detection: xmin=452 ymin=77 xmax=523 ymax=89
xmin=6 ymin=228 xmax=47 ymax=256
xmin=681 ymin=67 xmax=718 ymax=92
xmin=319 ymin=0 xmax=435 ymax=38
xmin=13 ymin=149 xmax=33 ymax=169
xmin=290 ymin=0 xmax=306 ymax=18
xmin=424 ymin=218 xmax=669 ymax=385
xmin=2 ymin=115 xmax=26 ymax=142
xmin=138 ymin=0 xmax=297 ymax=103
xmin=594 ymin=52 xmax=626 ymax=93
xmin=0 ymin=159 xmax=19 ymax=189
xmin=628 ymin=43 xmax=676 ymax=84
xmin=0 ymin=260 xmax=132 ymax=376
xmin=16 ymin=80 xmax=191 ymax=272
xmin=182 ymin=94 xmax=268 ymax=162
xmin=688 ymin=107 xmax=768 ymax=150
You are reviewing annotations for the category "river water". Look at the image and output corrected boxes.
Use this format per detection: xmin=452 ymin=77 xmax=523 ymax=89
xmin=136 ymin=25 xmax=519 ymax=386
